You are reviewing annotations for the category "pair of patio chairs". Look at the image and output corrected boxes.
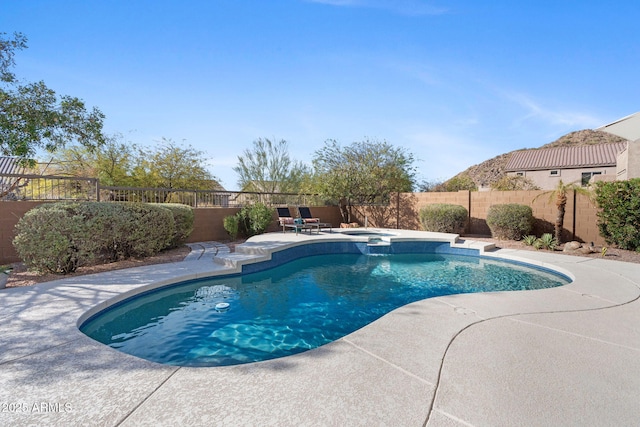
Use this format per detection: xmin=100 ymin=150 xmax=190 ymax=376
xmin=277 ymin=207 xmax=331 ymax=234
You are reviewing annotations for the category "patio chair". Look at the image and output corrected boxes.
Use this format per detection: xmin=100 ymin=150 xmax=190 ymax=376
xmin=298 ymin=207 xmax=332 ymax=232
xmin=297 ymin=206 xmax=319 ymax=223
xmin=277 ymin=207 xmax=296 ymax=232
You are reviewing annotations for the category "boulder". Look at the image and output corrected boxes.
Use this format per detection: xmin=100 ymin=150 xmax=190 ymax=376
xmin=563 ymin=241 xmax=582 ymax=252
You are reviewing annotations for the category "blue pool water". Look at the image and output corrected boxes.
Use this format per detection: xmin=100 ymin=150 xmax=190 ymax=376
xmin=80 ymin=253 xmax=570 ymax=367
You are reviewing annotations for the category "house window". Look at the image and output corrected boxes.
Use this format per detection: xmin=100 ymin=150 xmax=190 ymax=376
xmin=516 ymin=172 xmax=524 ymax=177
xmin=581 ymin=171 xmax=602 ymax=186
xmin=549 ymin=170 xmax=560 ymax=177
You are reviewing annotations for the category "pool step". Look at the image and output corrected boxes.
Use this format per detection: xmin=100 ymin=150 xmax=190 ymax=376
xmin=367 ymin=236 xmax=391 ymax=246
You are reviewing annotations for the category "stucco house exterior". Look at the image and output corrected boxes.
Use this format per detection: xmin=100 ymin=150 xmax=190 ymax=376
xmin=597 ymin=111 xmax=640 ymax=180
xmin=505 ymin=111 xmax=640 ymax=189
xmin=504 ymin=142 xmax=626 ymax=189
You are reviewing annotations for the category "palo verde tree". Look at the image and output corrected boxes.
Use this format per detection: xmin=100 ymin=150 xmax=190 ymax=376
xmin=0 ymin=32 xmax=105 ymax=165
xmin=131 ymin=138 xmax=219 ymax=190
xmin=46 ymin=133 xmax=137 ymax=186
xmin=233 ymin=138 xmax=309 ymax=193
xmin=308 ymin=138 xmax=416 ymax=224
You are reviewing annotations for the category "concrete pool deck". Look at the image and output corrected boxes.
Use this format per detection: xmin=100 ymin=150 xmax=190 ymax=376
xmin=1 ymin=229 xmax=639 ymax=426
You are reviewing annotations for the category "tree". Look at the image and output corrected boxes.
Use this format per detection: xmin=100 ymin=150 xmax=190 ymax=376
xmin=309 ymin=139 xmax=416 ymax=223
xmin=416 ymin=178 xmax=445 ymax=192
xmin=131 ymin=138 xmax=219 ymax=190
xmin=491 ymin=175 xmax=540 ymax=191
xmin=0 ymin=32 xmax=106 ymax=165
xmin=533 ymin=180 xmax=592 ymax=244
xmin=439 ymin=174 xmax=477 ymax=192
xmin=46 ymin=133 xmax=137 ymax=186
xmin=233 ymin=138 xmax=309 ymax=193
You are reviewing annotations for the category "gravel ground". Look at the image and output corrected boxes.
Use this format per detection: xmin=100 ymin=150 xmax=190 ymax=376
xmin=4 ymin=237 xmax=638 ymax=288
xmin=468 ymin=236 xmax=640 ymax=264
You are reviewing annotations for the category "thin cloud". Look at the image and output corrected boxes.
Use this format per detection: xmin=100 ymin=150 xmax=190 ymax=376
xmin=305 ymin=0 xmax=449 ymax=16
xmin=498 ymin=90 xmax=603 ymax=130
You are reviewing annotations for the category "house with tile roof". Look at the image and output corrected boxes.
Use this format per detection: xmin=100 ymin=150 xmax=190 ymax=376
xmin=505 ymin=142 xmax=627 ymax=189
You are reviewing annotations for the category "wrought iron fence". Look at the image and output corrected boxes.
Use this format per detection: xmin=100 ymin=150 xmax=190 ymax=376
xmin=0 ymin=174 xmax=99 ymax=201
xmin=0 ymin=173 xmax=326 ymax=208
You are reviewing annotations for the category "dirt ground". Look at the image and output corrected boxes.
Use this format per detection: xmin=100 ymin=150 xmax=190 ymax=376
xmin=468 ymin=236 xmax=640 ymax=264
xmin=4 ymin=237 xmax=639 ymax=288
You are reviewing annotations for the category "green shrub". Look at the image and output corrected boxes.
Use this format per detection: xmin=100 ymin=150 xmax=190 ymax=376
xmin=595 ymin=179 xmax=640 ymax=251
xmin=418 ymin=204 xmax=468 ymax=233
xmin=237 ymin=202 xmax=273 ymax=237
xmin=13 ymin=203 xmax=101 ymax=273
xmin=158 ymin=203 xmax=194 ymax=248
xmin=486 ymin=204 xmax=533 ymax=240
xmin=113 ymin=204 xmax=175 ymax=259
xmin=223 ymin=214 xmax=240 ymax=240
xmin=13 ymin=202 xmax=177 ymax=273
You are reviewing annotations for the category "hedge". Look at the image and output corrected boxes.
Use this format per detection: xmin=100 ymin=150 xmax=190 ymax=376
xmin=486 ymin=204 xmax=533 ymax=240
xmin=418 ymin=204 xmax=468 ymax=233
xmin=595 ymin=179 xmax=640 ymax=251
xmin=13 ymin=202 xmax=187 ymax=274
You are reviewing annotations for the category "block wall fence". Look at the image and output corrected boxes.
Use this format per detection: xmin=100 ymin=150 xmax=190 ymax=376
xmin=0 ymin=193 xmax=602 ymax=264
xmin=350 ymin=190 xmax=604 ymax=246
xmin=0 ymin=203 xmax=343 ymax=264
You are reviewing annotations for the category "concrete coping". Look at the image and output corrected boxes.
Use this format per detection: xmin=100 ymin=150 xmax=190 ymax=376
xmin=2 ymin=229 xmax=640 ymax=426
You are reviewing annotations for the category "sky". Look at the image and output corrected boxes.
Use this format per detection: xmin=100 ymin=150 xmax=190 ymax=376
xmin=2 ymin=0 xmax=639 ymax=190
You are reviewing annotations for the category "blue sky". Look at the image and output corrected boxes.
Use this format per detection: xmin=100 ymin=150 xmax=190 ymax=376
xmin=3 ymin=0 xmax=638 ymax=190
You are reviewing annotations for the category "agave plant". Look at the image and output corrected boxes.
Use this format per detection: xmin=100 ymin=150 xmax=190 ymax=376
xmin=523 ymin=235 xmax=538 ymax=246
xmin=538 ymin=233 xmax=558 ymax=251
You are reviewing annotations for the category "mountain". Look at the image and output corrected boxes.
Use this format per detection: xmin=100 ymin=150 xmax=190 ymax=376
xmin=445 ymin=129 xmax=629 ymax=188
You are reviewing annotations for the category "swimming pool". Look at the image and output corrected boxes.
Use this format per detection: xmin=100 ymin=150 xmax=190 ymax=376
xmin=80 ymin=250 xmax=570 ymax=367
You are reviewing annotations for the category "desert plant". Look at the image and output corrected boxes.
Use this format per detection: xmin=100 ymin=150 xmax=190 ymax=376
xmin=114 ymin=204 xmax=175 ymax=259
xmin=533 ymin=180 xmax=593 ymax=244
xmin=79 ymin=202 xmax=175 ymax=261
xmin=536 ymin=233 xmax=558 ymax=251
xmin=13 ymin=203 xmax=100 ymax=273
xmin=486 ymin=204 xmax=534 ymax=240
xmin=441 ymin=174 xmax=477 ymax=192
xmin=0 ymin=265 xmax=12 ymax=274
xmin=595 ymin=179 xmax=640 ymax=251
xmin=159 ymin=203 xmax=195 ymax=248
xmin=418 ymin=204 xmax=468 ymax=233
xmin=13 ymin=202 xmax=177 ymax=273
xmin=523 ymin=235 xmax=538 ymax=246
xmin=237 ymin=202 xmax=273 ymax=237
xmin=223 ymin=214 xmax=240 ymax=240
xmin=491 ymin=175 xmax=540 ymax=191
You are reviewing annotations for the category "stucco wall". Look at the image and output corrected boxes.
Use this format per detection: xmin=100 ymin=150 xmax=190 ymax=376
xmin=628 ymin=140 xmax=640 ymax=179
xmin=0 ymin=202 xmax=46 ymax=264
xmin=507 ymin=166 xmax=616 ymax=189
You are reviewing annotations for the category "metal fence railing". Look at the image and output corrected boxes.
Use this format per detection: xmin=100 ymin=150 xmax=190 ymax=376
xmin=0 ymin=173 xmax=326 ymax=208
xmin=0 ymin=174 xmax=99 ymax=201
